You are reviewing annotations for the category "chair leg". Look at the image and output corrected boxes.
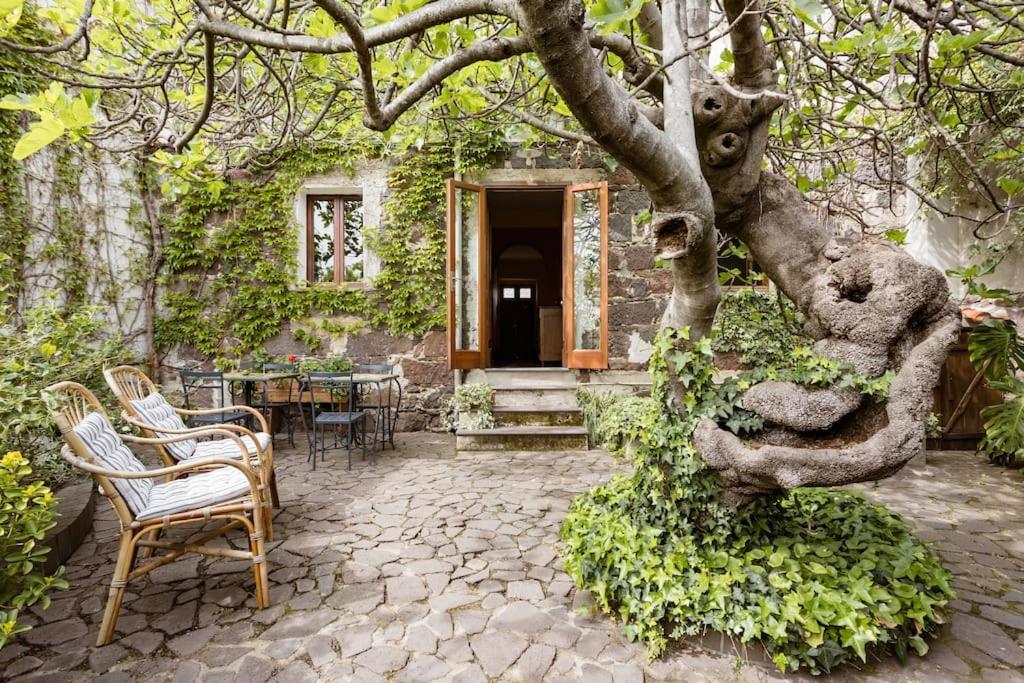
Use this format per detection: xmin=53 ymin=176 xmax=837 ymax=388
xmin=97 ymin=530 xmax=136 ymax=646
xmin=250 ymin=523 xmax=271 ymax=610
xmin=137 ymin=527 xmax=160 ymax=560
xmin=269 ymin=469 xmax=281 ymax=509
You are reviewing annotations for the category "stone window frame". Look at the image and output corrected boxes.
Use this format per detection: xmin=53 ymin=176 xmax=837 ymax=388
xmin=294 ymin=173 xmax=384 ymax=288
xmin=305 ymin=193 xmax=366 ymax=288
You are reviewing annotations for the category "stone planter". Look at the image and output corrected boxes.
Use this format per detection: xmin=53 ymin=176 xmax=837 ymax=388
xmin=41 ymin=481 xmax=96 ymax=575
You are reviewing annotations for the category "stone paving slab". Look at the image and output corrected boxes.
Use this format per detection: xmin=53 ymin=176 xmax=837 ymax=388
xmin=3 ymin=436 xmax=1024 ymax=681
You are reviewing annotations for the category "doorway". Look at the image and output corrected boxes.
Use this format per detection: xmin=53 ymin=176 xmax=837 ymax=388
xmin=445 ymin=180 xmax=609 ymax=370
xmin=489 ymin=189 xmax=563 ymax=367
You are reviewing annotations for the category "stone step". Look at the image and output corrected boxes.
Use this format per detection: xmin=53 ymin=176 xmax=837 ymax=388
xmin=493 ymin=407 xmax=584 ymax=427
xmin=456 ymin=426 xmax=589 ymax=451
xmin=492 ymin=387 xmax=579 ymax=410
xmin=467 ymin=367 xmax=578 ymax=390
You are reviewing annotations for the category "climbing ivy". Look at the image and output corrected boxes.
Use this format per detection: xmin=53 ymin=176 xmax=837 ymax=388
xmin=156 ymin=133 xmax=505 ymax=361
xmin=0 ymin=17 xmax=46 ymax=309
xmin=562 ymin=328 xmax=954 ymax=675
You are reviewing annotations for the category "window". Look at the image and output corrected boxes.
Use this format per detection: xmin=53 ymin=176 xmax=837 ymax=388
xmin=306 ymin=195 xmax=364 ymax=285
xmin=502 ymin=287 xmax=516 ymax=299
xmin=518 ymin=287 xmax=532 ymax=299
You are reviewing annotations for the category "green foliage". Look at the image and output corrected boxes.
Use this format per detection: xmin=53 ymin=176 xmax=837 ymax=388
xmin=0 ymin=296 xmax=129 ymax=487
xmin=712 ymin=289 xmax=803 ymax=368
xmin=298 ymin=356 xmax=354 ymax=373
xmin=367 ymin=135 xmax=502 ymax=336
xmin=155 ymin=143 xmax=369 ymax=360
xmin=158 ymin=136 xmax=503 ymax=361
xmin=0 ymin=450 xmax=68 ymax=650
xmin=561 ymin=329 xmax=953 ymax=674
xmin=712 ymin=291 xmax=894 ymax=401
xmin=576 ymin=389 xmax=658 ymax=453
xmin=968 ymin=318 xmax=1024 ymax=380
xmin=0 ymin=15 xmax=45 ymax=310
xmin=979 ymin=377 xmax=1024 ymax=466
xmin=968 ymin=319 xmax=1024 ymax=466
xmin=441 ymin=382 xmax=495 ymax=431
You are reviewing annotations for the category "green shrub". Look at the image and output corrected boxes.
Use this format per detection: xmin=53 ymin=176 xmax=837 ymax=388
xmin=577 ymin=389 xmax=659 ymax=454
xmin=712 ymin=289 xmax=804 ymax=367
xmin=0 ymin=295 xmax=129 ymax=487
xmin=561 ymin=329 xmax=953 ymax=675
xmin=967 ymin=319 xmax=1024 ymax=466
xmin=441 ymin=383 xmax=495 ymax=432
xmin=0 ymin=450 xmax=68 ymax=650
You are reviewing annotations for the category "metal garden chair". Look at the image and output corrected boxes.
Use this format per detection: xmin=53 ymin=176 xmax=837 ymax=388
xmin=179 ymin=369 xmax=251 ymax=428
xmin=299 ymin=371 xmax=372 ymax=470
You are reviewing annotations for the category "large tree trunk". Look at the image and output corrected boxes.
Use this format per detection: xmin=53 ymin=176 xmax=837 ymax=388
xmin=687 ymin=79 xmax=959 ymax=503
xmin=519 ymin=0 xmax=957 ymax=503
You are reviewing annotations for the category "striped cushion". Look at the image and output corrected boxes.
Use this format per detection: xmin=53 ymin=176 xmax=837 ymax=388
xmin=73 ymin=413 xmax=152 ymax=515
xmin=193 ymin=432 xmax=271 ymax=461
xmin=136 ymin=466 xmax=252 ymax=521
xmin=130 ymin=393 xmax=196 ymax=461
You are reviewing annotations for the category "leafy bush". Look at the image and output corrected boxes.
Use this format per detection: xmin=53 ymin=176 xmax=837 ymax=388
xmin=0 ymin=451 xmax=68 ymax=650
xmin=297 ymin=355 xmax=354 ymax=373
xmin=576 ymin=389 xmax=659 ymax=453
xmin=441 ymin=382 xmax=495 ymax=432
xmin=712 ymin=290 xmax=894 ymax=400
xmin=561 ymin=329 xmax=953 ymax=675
xmin=712 ymin=289 xmax=804 ymax=367
xmin=0 ymin=296 xmax=128 ymax=487
xmin=967 ymin=319 xmax=1024 ymax=465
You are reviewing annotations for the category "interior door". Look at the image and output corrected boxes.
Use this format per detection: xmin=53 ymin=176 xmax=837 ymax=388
xmin=563 ymin=182 xmax=609 ymax=369
xmin=447 ymin=179 xmax=489 ymax=369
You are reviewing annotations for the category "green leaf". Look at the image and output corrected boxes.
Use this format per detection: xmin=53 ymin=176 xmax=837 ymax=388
xmin=0 ymin=0 xmax=22 ymax=37
xmin=12 ymin=115 xmax=65 ymax=160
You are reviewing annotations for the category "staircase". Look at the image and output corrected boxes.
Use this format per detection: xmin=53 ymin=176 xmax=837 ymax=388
xmin=456 ymin=368 xmax=588 ymax=451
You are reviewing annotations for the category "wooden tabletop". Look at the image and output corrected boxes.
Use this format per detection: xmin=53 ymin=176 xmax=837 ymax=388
xmin=222 ymin=371 xmax=299 ymax=382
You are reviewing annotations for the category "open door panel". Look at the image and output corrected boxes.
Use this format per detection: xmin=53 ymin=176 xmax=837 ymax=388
xmin=563 ymin=182 xmax=609 ymax=369
xmin=446 ymin=179 xmax=489 ymax=369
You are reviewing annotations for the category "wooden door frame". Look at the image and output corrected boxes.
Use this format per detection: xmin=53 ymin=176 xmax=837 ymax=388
xmin=563 ymin=182 xmax=609 ymax=370
xmin=446 ymin=180 xmax=490 ymax=369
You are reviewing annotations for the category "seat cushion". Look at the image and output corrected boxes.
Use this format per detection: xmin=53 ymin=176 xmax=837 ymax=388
xmin=136 ymin=466 xmax=252 ymax=521
xmin=130 ymin=393 xmax=196 ymax=461
xmin=192 ymin=432 xmax=272 ymax=461
xmin=73 ymin=413 xmax=152 ymax=515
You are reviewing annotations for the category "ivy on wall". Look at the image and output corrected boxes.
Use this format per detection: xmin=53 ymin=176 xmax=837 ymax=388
xmin=156 ymin=132 xmax=505 ymax=360
xmin=0 ymin=18 xmax=45 ymax=309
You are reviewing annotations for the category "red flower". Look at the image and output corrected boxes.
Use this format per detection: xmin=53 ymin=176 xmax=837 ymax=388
xmin=287 ymin=354 xmax=298 ymax=362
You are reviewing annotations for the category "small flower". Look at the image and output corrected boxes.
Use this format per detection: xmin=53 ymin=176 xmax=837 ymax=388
xmin=39 ymin=342 xmax=58 ymax=357
xmin=287 ymin=354 xmax=298 ymax=362
xmin=1 ymin=451 xmax=25 ymax=470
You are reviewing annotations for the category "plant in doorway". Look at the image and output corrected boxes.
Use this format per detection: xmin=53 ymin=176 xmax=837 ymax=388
xmin=441 ymin=383 xmax=495 ymax=432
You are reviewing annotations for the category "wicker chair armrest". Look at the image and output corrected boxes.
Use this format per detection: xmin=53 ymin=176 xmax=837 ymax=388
xmin=122 ymin=428 xmax=259 ymax=470
xmin=174 ymin=405 xmax=270 ymax=433
xmin=123 ymin=413 xmax=263 ymax=450
xmin=60 ymin=448 xmax=261 ymax=498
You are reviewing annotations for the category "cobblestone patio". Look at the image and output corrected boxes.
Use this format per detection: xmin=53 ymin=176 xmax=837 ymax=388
xmin=3 ymin=434 xmax=1024 ymax=682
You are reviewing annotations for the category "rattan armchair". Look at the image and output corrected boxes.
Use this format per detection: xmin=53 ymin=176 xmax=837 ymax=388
xmin=44 ymin=382 xmax=271 ymax=646
xmin=103 ymin=365 xmax=279 ymax=518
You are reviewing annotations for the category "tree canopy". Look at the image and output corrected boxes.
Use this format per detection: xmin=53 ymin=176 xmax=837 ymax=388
xmin=1 ymin=0 xmax=1021 ymax=497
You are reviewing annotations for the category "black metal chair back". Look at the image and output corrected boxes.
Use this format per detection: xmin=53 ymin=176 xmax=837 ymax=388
xmin=355 ymin=363 xmax=394 ymax=374
xmin=179 ymin=369 xmax=231 ymax=411
xmin=262 ymin=363 xmax=298 ymax=403
xmin=302 ymin=371 xmax=355 ymax=415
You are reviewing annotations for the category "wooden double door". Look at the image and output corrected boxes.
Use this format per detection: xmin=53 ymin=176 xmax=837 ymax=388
xmin=446 ymin=180 xmax=609 ymax=370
